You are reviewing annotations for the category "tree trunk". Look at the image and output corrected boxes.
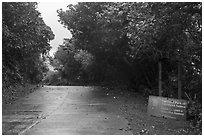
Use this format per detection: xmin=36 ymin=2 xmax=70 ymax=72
xmin=158 ymin=61 xmax=162 ymax=96
xmin=178 ymin=60 xmax=182 ymax=99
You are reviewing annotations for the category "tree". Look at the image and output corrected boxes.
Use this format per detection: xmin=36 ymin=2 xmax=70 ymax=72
xmin=2 ymin=2 xmax=55 ymax=87
xmin=52 ymin=38 xmax=95 ymax=83
xmin=57 ymin=3 xmax=131 ymax=82
xmin=57 ymin=2 xmax=201 ymax=97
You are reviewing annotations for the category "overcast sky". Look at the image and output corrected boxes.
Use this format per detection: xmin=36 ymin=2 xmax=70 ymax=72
xmin=37 ymin=2 xmax=76 ymax=56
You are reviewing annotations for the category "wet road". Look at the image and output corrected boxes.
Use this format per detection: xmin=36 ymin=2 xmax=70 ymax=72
xmin=2 ymin=86 xmax=133 ymax=135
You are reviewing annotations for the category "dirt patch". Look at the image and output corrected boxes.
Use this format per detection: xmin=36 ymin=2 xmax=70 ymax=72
xmin=105 ymin=87 xmax=200 ymax=135
xmin=2 ymin=83 xmax=41 ymax=105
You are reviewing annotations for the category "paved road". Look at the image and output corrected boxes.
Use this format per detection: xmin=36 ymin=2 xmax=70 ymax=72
xmin=2 ymin=86 xmax=133 ymax=135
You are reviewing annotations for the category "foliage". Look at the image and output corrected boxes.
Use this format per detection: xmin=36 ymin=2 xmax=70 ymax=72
xmin=53 ymin=39 xmax=80 ymax=81
xmin=57 ymin=2 xmax=201 ymax=92
xmin=187 ymin=95 xmax=202 ymax=134
xmin=2 ymin=2 xmax=54 ymax=90
xmin=52 ymin=38 xmax=95 ymax=83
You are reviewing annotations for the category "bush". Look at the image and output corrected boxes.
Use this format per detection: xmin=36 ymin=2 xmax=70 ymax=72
xmin=187 ymin=100 xmax=202 ymax=134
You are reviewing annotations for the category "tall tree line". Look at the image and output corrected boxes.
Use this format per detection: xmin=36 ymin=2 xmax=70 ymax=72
xmin=2 ymin=2 xmax=54 ymax=90
xmin=54 ymin=2 xmax=201 ymax=99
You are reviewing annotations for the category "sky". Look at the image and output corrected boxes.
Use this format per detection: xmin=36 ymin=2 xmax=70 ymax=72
xmin=37 ymin=2 xmax=77 ymax=56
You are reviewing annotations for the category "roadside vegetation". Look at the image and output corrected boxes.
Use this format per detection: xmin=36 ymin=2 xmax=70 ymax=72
xmin=2 ymin=2 xmax=54 ymax=103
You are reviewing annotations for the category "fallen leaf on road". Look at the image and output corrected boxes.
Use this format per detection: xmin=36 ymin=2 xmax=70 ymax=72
xmin=139 ymin=129 xmax=149 ymax=134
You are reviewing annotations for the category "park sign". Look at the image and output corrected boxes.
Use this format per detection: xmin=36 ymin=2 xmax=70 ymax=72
xmin=147 ymin=96 xmax=188 ymax=120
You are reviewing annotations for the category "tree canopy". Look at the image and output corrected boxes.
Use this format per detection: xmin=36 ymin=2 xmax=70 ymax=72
xmin=56 ymin=2 xmax=201 ymax=98
xmin=2 ymin=2 xmax=55 ymax=88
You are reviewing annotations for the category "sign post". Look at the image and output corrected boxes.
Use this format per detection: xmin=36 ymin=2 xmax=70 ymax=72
xmin=158 ymin=61 xmax=162 ymax=96
xmin=147 ymin=59 xmax=187 ymax=121
xmin=178 ymin=60 xmax=182 ymax=99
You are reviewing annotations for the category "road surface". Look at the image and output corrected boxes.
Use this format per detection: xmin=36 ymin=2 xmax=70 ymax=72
xmin=2 ymin=86 xmax=133 ymax=135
